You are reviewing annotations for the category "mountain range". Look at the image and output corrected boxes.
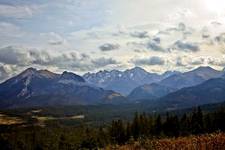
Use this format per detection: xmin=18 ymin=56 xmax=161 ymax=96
xmin=0 ymin=68 xmax=125 ymax=108
xmin=128 ymin=66 xmax=223 ymax=100
xmin=0 ymin=66 xmax=225 ymax=109
xmin=83 ymin=67 xmax=180 ymax=95
xmin=158 ymin=76 xmax=225 ymax=110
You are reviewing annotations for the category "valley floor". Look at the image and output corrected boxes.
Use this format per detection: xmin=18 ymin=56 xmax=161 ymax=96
xmin=107 ymin=133 xmax=225 ymax=150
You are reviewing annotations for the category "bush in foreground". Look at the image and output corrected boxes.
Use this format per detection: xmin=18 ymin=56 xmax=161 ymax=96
xmin=108 ymin=132 xmax=225 ymax=150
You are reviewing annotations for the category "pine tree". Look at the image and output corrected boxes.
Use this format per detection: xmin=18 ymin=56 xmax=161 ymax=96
xmin=191 ymin=107 xmax=204 ymax=134
xmin=110 ymin=120 xmax=126 ymax=145
xmin=213 ymin=107 xmax=225 ymax=131
xmin=163 ymin=114 xmax=179 ymax=137
xmin=58 ymin=135 xmax=67 ymax=150
xmin=125 ymin=122 xmax=131 ymax=141
xmin=131 ymin=112 xmax=141 ymax=140
xmin=154 ymin=115 xmax=162 ymax=136
xmin=80 ymin=128 xmax=97 ymax=149
xmin=96 ymin=127 xmax=108 ymax=148
xmin=180 ymin=113 xmax=190 ymax=136
xmin=204 ymin=114 xmax=213 ymax=133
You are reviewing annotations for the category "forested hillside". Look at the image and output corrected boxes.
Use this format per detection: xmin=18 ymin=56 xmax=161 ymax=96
xmin=1 ymin=107 xmax=225 ymax=149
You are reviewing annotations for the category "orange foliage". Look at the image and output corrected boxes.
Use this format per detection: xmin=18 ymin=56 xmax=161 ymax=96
xmin=107 ymin=133 xmax=225 ymax=150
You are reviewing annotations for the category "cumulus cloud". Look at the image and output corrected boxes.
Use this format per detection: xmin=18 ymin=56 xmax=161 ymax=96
xmin=176 ymin=57 xmax=186 ymax=66
xmin=0 ymin=66 xmax=9 ymax=81
xmin=147 ymin=41 xmax=166 ymax=52
xmin=130 ymin=31 xmax=149 ymax=38
xmin=2 ymin=1 xmax=225 ymax=74
xmin=131 ymin=56 xmax=165 ymax=66
xmin=172 ymin=40 xmax=199 ymax=52
xmin=178 ymin=22 xmax=186 ymax=31
xmin=91 ymin=57 xmax=119 ymax=67
xmin=152 ymin=37 xmax=161 ymax=44
xmin=214 ymin=33 xmax=225 ymax=43
xmin=202 ymin=33 xmax=210 ymax=39
xmin=99 ymin=43 xmax=120 ymax=51
xmin=0 ymin=46 xmax=30 ymax=65
xmin=0 ymin=46 xmax=121 ymax=74
xmin=126 ymin=41 xmax=145 ymax=49
xmin=165 ymin=22 xmax=187 ymax=32
xmin=211 ymin=21 xmax=222 ymax=26
xmin=207 ymin=57 xmax=225 ymax=67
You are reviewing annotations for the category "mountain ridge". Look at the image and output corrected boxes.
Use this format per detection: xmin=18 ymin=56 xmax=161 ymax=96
xmin=157 ymin=76 xmax=225 ymax=109
xmin=127 ymin=66 xmax=223 ymax=101
xmin=0 ymin=68 xmax=125 ymax=108
xmin=83 ymin=67 xmax=180 ymax=95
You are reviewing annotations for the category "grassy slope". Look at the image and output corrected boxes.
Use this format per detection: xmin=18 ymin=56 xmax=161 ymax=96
xmin=108 ymin=132 xmax=225 ymax=150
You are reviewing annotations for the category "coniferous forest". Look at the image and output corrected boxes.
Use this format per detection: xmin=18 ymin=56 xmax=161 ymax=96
xmin=1 ymin=107 xmax=225 ymax=150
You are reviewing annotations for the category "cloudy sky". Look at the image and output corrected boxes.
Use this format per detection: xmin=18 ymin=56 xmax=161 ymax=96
xmin=1 ymin=0 xmax=225 ymax=80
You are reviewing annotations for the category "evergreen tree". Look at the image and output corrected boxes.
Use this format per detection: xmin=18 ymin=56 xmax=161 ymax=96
xmin=110 ymin=120 xmax=126 ymax=145
xmin=125 ymin=122 xmax=131 ymax=141
xmin=191 ymin=107 xmax=204 ymax=134
xmin=163 ymin=114 xmax=179 ymax=137
xmin=80 ymin=128 xmax=98 ymax=149
xmin=139 ymin=113 xmax=148 ymax=137
xmin=204 ymin=114 xmax=213 ymax=133
xmin=180 ymin=113 xmax=190 ymax=136
xmin=213 ymin=107 xmax=225 ymax=131
xmin=96 ymin=127 xmax=108 ymax=148
xmin=58 ymin=135 xmax=67 ymax=150
xmin=131 ymin=112 xmax=141 ymax=140
xmin=154 ymin=115 xmax=162 ymax=136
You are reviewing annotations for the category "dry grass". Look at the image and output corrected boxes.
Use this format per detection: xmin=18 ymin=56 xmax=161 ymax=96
xmin=107 ymin=133 xmax=225 ymax=150
xmin=0 ymin=113 xmax=24 ymax=125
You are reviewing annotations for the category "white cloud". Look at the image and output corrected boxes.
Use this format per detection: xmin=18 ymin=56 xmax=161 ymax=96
xmin=1 ymin=0 xmax=225 ymax=76
xmin=99 ymin=43 xmax=120 ymax=51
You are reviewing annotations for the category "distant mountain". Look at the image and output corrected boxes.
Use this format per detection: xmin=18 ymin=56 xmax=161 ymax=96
xmin=0 ymin=68 xmax=125 ymax=108
xmin=161 ymin=71 xmax=181 ymax=79
xmin=158 ymin=77 xmax=225 ymax=109
xmin=83 ymin=67 xmax=179 ymax=95
xmin=127 ymin=66 xmax=222 ymax=101
xmin=128 ymin=83 xmax=177 ymax=101
xmin=159 ymin=66 xmax=222 ymax=89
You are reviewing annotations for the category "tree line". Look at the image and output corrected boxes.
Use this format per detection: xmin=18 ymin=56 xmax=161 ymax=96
xmin=0 ymin=107 xmax=225 ymax=149
xmin=109 ymin=107 xmax=225 ymax=145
